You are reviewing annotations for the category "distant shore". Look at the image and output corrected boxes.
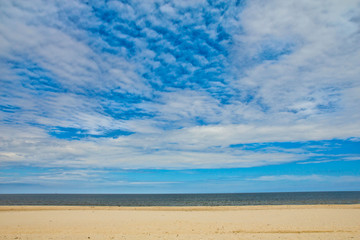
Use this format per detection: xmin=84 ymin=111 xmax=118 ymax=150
xmin=1 ymin=204 xmax=359 ymax=240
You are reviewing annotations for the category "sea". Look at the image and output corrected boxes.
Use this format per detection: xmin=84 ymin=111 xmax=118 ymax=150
xmin=0 ymin=191 xmax=360 ymax=206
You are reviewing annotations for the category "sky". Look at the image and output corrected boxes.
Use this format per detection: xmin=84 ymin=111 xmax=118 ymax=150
xmin=0 ymin=0 xmax=360 ymax=193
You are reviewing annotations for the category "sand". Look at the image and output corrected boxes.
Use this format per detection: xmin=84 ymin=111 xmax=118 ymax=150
xmin=1 ymin=205 xmax=360 ymax=240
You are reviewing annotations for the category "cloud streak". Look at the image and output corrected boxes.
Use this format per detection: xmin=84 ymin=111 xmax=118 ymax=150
xmin=249 ymin=174 xmax=360 ymax=183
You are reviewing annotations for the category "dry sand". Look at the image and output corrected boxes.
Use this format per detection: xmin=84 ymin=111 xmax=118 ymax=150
xmin=1 ymin=204 xmax=360 ymax=240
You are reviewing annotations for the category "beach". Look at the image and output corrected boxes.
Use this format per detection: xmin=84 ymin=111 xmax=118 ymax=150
xmin=0 ymin=205 xmax=359 ymax=240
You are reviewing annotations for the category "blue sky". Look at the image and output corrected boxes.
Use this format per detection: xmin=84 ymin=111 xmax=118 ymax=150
xmin=1 ymin=0 xmax=360 ymax=193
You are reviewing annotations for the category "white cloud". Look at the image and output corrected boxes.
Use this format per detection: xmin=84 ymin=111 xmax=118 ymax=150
xmin=1 ymin=120 xmax=358 ymax=169
xmin=0 ymin=168 xmax=180 ymax=186
xmin=229 ymin=0 xmax=360 ymax=124
xmin=249 ymin=174 xmax=360 ymax=183
xmin=160 ymin=4 xmax=177 ymax=16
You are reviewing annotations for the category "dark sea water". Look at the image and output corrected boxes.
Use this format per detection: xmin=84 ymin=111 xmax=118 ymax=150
xmin=0 ymin=192 xmax=359 ymax=206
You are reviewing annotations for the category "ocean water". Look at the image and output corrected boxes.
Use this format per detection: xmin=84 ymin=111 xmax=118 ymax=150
xmin=0 ymin=192 xmax=359 ymax=206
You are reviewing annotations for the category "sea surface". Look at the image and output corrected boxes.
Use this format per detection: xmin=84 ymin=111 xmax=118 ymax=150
xmin=0 ymin=192 xmax=359 ymax=206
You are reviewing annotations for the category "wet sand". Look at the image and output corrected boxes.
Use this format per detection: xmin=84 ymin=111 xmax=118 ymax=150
xmin=1 ymin=204 xmax=359 ymax=240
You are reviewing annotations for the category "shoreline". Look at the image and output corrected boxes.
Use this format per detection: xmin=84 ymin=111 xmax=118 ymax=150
xmin=1 ymin=203 xmax=360 ymax=211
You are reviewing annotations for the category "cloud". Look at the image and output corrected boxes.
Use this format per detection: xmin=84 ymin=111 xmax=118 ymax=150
xmin=249 ymin=174 xmax=360 ymax=183
xmin=0 ymin=0 xmax=359 ymax=171
xmin=1 ymin=122 xmax=358 ymax=169
xmin=230 ymin=0 xmax=360 ymax=122
xmin=0 ymin=168 xmax=180 ymax=188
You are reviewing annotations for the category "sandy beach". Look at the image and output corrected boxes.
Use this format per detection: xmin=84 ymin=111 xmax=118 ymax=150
xmin=1 ymin=204 xmax=359 ymax=240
